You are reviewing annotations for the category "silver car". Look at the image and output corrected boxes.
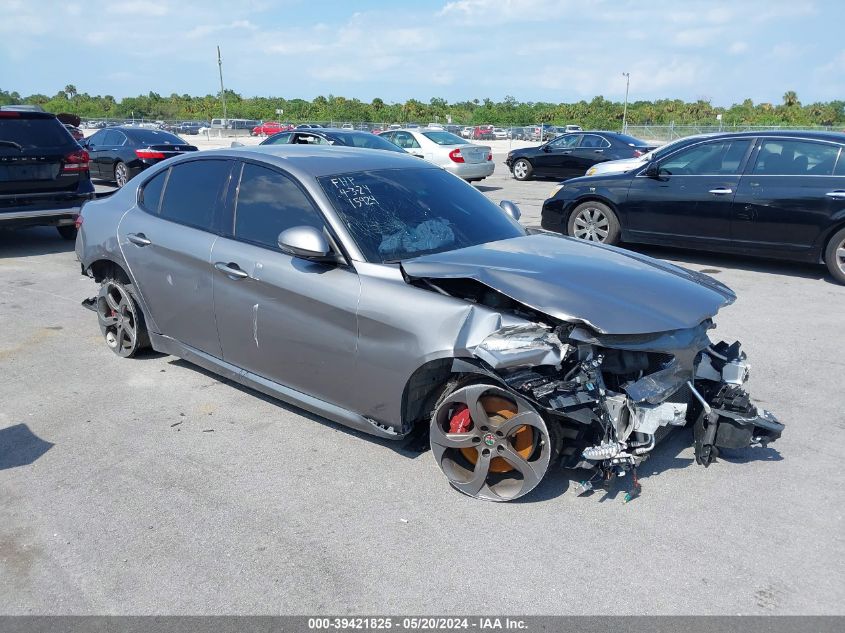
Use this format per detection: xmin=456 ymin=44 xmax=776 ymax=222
xmin=378 ymin=128 xmax=494 ymax=182
xmin=76 ymin=145 xmax=782 ymax=502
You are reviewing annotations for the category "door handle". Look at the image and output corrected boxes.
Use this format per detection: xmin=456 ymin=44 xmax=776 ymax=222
xmin=214 ymin=262 xmax=249 ymax=279
xmin=127 ymin=233 xmax=151 ymax=246
xmin=709 ymin=187 xmax=733 ymax=195
xmin=561 ymin=150 xmax=572 ymax=154
xmin=825 ymin=190 xmax=845 ymax=199
xmin=594 ymin=149 xmax=604 ymax=153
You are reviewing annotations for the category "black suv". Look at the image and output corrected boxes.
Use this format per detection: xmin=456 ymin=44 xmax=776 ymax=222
xmin=0 ymin=109 xmax=95 ymax=240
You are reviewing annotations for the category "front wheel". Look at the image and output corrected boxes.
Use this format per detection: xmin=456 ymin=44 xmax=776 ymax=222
xmin=511 ymin=158 xmax=533 ymax=181
xmin=430 ymin=381 xmax=559 ymax=501
xmin=114 ymin=161 xmax=129 ymax=188
xmin=567 ymin=201 xmax=621 ymax=244
xmin=96 ymin=280 xmax=149 ymax=357
xmin=824 ymin=227 xmax=845 ymax=284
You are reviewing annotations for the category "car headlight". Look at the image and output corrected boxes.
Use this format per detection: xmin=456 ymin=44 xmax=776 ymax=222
xmin=473 ymin=324 xmax=568 ymax=370
xmin=586 ymin=167 xmax=597 ymax=176
xmin=549 ymin=184 xmax=564 ymax=198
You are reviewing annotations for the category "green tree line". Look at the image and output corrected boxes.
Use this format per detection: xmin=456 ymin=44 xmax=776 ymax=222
xmin=2 ymin=86 xmax=843 ymax=128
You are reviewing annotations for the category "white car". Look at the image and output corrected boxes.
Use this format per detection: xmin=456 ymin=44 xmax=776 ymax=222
xmin=379 ymin=128 xmax=494 ymax=182
xmin=460 ymin=126 xmax=473 ymax=138
xmin=493 ymin=127 xmax=507 ymax=139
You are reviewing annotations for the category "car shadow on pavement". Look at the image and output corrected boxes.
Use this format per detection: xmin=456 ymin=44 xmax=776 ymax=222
xmin=0 ymin=227 xmax=76 ymax=257
xmin=0 ymin=423 xmax=54 ymax=470
xmin=628 ymin=243 xmax=833 ymax=283
xmin=473 ymin=185 xmax=502 ymax=193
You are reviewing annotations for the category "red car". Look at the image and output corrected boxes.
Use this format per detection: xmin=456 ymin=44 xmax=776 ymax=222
xmin=472 ymin=125 xmax=494 ymax=140
xmin=251 ymin=121 xmax=293 ymax=136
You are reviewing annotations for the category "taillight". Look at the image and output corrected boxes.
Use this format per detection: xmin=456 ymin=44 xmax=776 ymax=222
xmin=74 ymin=215 xmax=83 ymax=229
xmin=135 ymin=148 xmax=166 ymax=159
xmin=633 ymin=149 xmax=644 ymax=157
xmin=62 ymin=149 xmax=89 ymax=172
xmin=448 ymin=148 xmax=465 ymax=163
xmin=486 ymin=151 xmax=493 ymax=161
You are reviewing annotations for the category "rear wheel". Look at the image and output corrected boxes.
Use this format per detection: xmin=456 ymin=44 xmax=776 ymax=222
xmin=57 ymin=225 xmax=77 ymax=240
xmin=567 ymin=201 xmax=620 ymax=245
xmin=430 ymin=381 xmax=559 ymax=501
xmin=511 ymin=158 xmax=533 ymax=181
xmin=824 ymin=227 xmax=845 ymax=284
xmin=114 ymin=161 xmax=129 ymax=187
xmin=96 ymin=279 xmax=149 ymax=358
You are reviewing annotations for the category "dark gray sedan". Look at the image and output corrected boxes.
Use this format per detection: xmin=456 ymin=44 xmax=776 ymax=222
xmin=75 ymin=146 xmax=782 ymax=501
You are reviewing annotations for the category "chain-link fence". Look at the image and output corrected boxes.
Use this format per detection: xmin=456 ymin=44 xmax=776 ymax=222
xmin=624 ymin=124 xmax=839 ymax=143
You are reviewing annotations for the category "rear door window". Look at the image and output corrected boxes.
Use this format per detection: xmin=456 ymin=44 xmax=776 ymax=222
xmin=753 ymin=139 xmax=841 ymax=176
xmin=158 ymin=159 xmax=231 ymax=231
xmin=579 ymin=134 xmax=611 ymax=149
xmin=232 ymin=163 xmax=325 ymax=250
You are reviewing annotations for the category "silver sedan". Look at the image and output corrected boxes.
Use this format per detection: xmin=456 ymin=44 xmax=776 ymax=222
xmin=75 ymin=145 xmax=782 ymax=502
xmin=378 ymin=128 xmax=494 ymax=182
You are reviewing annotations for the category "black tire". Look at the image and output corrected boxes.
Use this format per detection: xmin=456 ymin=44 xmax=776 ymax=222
xmin=566 ymin=200 xmax=621 ymax=245
xmin=511 ymin=158 xmax=533 ymax=181
xmin=96 ymin=279 xmax=150 ymax=358
xmin=114 ymin=161 xmax=129 ymax=188
xmin=824 ymin=227 xmax=845 ymax=284
xmin=429 ymin=376 xmax=562 ymax=501
xmin=57 ymin=225 xmax=77 ymax=240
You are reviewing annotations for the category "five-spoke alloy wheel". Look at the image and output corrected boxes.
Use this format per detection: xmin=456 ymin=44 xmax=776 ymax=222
xmin=96 ymin=280 xmax=148 ymax=357
xmin=114 ymin=161 xmax=129 ymax=188
xmin=430 ymin=382 xmax=556 ymax=501
xmin=511 ymin=159 xmax=533 ymax=181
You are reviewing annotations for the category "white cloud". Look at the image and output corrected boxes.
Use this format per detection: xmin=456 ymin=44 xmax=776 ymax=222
xmin=105 ymin=1 xmax=170 ymax=16
xmin=729 ymin=42 xmax=748 ymax=54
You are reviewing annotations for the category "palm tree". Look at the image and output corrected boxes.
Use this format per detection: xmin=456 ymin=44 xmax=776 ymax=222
xmin=64 ymin=84 xmax=77 ymax=100
xmin=782 ymin=91 xmax=799 ymax=107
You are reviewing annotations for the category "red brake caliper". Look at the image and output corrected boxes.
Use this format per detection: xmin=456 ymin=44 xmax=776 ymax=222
xmin=449 ymin=404 xmax=472 ymax=433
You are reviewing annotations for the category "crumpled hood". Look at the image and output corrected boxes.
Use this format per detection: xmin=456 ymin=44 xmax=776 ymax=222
xmin=401 ymin=234 xmax=735 ymax=335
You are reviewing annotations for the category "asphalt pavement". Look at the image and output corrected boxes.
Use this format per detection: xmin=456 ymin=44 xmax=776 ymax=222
xmin=1 ymin=160 xmax=843 ymax=615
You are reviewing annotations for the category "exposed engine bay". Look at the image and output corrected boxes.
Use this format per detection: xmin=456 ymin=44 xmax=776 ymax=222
xmin=408 ymin=272 xmax=784 ymax=502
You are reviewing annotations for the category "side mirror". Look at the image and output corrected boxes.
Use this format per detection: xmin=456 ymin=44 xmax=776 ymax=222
xmin=541 ymin=144 xmax=552 ymax=152
xmin=499 ymin=200 xmax=521 ymax=221
xmin=644 ymin=162 xmax=661 ymax=178
xmin=230 ymin=141 xmax=244 ymax=148
xmin=278 ymin=226 xmax=332 ymax=260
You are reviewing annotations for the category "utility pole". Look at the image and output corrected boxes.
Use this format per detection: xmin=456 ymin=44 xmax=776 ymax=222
xmin=621 ymin=72 xmax=630 ymax=134
xmin=217 ymin=45 xmax=227 ymax=127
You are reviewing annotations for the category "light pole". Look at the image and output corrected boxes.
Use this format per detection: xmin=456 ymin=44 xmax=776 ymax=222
xmin=621 ymin=72 xmax=630 ymax=133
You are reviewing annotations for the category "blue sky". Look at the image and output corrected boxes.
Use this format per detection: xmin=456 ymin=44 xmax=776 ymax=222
xmin=2 ymin=0 xmax=843 ymax=105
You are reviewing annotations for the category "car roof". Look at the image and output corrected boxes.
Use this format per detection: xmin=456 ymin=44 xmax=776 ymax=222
xmin=204 ymin=144 xmax=436 ymax=178
xmin=0 ymin=110 xmax=56 ymax=120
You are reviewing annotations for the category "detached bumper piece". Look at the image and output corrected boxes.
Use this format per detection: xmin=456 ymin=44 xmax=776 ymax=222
xmin=693 ymin=383 xmax=784 ymax=466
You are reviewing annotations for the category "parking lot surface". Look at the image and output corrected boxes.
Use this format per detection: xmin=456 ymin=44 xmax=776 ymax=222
xmin=1 ymin=161 xmax=844 ymax=615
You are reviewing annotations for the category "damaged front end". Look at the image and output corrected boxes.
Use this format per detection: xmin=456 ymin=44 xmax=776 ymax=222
xmin=471 ymin=319 xmax=784 ymax=492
